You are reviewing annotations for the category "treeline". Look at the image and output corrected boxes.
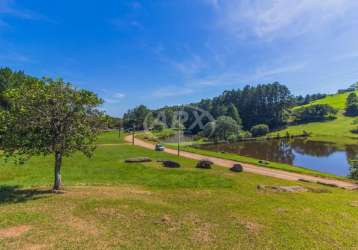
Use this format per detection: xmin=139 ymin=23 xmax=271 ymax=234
xmin=123 ymin=82 xmax=294 ymax=134
xmin=123 ymin=81 xmax=352 ymax=140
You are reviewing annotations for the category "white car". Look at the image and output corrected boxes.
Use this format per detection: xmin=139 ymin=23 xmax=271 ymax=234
xmin=155 ymin=144 xmax=165 ymax=151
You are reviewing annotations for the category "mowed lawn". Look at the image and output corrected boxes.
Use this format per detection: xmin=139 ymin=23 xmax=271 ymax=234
xmin=0 ymin=132 xmax=358 ymax=249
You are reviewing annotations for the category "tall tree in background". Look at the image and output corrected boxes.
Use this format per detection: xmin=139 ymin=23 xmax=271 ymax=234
xmin=122 ymin=105 xmax=151 ymax=130
xmin=227 ymin=103 xmax=242 ymax=125
xmin=238 ymin=83 xmax=291 ymax=129
xmin=0 ymin=78 xmax=104 ymax=191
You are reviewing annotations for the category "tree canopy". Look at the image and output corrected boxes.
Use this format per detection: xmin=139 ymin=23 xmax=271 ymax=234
xmin=202 ymin=116 xmax=240 ymax=142
xmin=0 ymin=77 xmax=104 ymax=191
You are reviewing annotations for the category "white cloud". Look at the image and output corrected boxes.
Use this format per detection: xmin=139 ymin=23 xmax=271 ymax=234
xmin=0 ymin=51 xmax=32 ymax=63
xmin=212 ymin=0 xmax=358 ymax=40
xmin=189 ymin=61 xmax=306 ymax=87
xmin=171 ymin=55 xmax=207 ymax=77
xmin=113 ymin=92 xmax=125 ymax=99
xmin=103 ymin=92 xmax=126 ymax=104
xmin=253 ymin=63 xmax=306 ymax=79
xmin=0 ymin=0 xmax=52 ymax=27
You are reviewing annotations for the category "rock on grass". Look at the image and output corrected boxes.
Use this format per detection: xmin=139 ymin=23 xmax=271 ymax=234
xmin=125 ymin=157 xmax=152 ymax=163
xmin=230 ymin=164 xmax=243 ymax=172
xmin=196 ymin=159 xmax=214 ymax=169
xmin=158 ymin=160 xmax=181 ymax=168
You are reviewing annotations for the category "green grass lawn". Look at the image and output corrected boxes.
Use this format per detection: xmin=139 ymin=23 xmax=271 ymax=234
xmin=1 ymin=131 xmax=358 ymax=249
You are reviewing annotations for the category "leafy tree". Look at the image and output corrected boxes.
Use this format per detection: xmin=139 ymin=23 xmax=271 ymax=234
xmin=203 ymin=116 xmax=240 ymax=142
xmin=345 ymin=92 xmax=358 ymax=116
xmin=153 ymin=122 xmax=165 ymax=132
xmin=0 ymin=67 xmax=35 ymax=109
xmin=201 ymin=121 xmax=217 ymax=140
xmin=0 ymin=78 xmax=104 ymax=191
xmin=122 ymin=105 xmax=151 ymax=130
xmin=250 ymin=124 xmax=269 ymax=137
xmin=293 ymin=104 xmax=337 ymax=123
xmin=227 ymin=103 xmax=242 ymax=125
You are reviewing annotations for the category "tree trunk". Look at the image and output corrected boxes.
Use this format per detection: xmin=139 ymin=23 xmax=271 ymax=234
xmin=53 ymin=152 xmax=62 ymax=192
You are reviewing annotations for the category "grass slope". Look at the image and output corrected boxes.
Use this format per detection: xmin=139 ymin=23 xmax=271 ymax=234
xmin=275 ymin=91 xmax=358 ymax=145
xmin=1 ymin=131 xmax=358 ymax=249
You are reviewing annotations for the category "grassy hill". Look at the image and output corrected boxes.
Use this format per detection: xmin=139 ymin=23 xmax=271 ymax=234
xmin=274 ymin=91 xmax=358 ymax=145
xmin=1 ymin=131 xmax=358 ymax=249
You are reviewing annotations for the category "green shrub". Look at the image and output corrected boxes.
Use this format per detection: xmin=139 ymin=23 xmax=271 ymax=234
xmin=250 ymin=124 xmax=269 ymax=137
xmin=345 ymin=92 xmax=358 ymax=116
xmin=349 ymin=160 xmax=358 ymax=180
xmin=153 ymin=122 xmax=165 ymax=132
xmin=292 ymin=104 xmax=337 ymax=123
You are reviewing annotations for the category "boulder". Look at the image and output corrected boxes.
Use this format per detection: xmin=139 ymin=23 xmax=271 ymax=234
xmin=125 ymin=157 xmax=152 ymax=163
xmin=159 ymin=160 xmax=181 ymax=168
xmin=230 ymin=164 xmax=243 ymax=172
xmin=196 ymin=159 xmax=214 ymax=169
xmin=257 ymin=185 xmax=307 ymax=192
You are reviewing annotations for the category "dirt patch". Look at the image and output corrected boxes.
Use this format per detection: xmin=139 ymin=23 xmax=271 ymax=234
xmin=192 ymin=222 xmax=214 ymax=243
xmin=242 ymin=221 xmax=262 ymax=234
xmin=67 ymin=216 xmax=99 ymax=236
xmin=276 ymin=207 xmax=289 ymax=214
xmin=64 ymin=186 xmax=152 ymax=198
xmin=23 ymin=244 xmax=47 ymax=250
xmin=0 ymin=225 xmax=31 ymax=239
xmin=350 ymin=201 xmax=358 ymax=207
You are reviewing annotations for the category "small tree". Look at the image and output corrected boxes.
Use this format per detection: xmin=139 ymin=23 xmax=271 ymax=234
xmin=0 ymin=78 xmax=104 ymax=191
xmin=250 ymin=124 xmax=269 ymax=137
xmin=202 ymin=116 xmax=240 ymax=142
xmin=345 ymin=92 xmax=358 ymax=116
xmin=215 ymin=116 xmax=240 ymax=141
xmin=349 ymin=160 xmax=358 ymax=180
xmin=153 ymin=122 xmax=165 ymax=132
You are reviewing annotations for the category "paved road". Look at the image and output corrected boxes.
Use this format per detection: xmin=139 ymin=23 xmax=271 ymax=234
xmin=125 ymin=135 xmax=358 ymax=190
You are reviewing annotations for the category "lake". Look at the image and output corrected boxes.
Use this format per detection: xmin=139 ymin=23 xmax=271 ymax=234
xmin=197 ymin=138 xmax=358 ymax=177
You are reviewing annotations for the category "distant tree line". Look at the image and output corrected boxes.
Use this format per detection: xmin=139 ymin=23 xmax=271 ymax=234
xmin=338 ymin=82 xmax=358 ymax=94
xmin=291 ymin=93 xmax=326 ymax=107
xmin=123 ymin=82 xmax=293 ymax=140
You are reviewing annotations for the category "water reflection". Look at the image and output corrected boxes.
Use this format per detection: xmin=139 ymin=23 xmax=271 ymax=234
xmin=197 ymin=138 xmax=358 ymax=177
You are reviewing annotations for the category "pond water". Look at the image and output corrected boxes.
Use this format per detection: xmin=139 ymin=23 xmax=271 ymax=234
xmin=161 ymin=132 xmax=194 ymax=143
xmin=197 ymin=139 xmax=358 ymax=177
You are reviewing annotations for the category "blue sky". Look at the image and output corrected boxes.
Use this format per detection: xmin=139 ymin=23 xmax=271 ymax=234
xmin=1 ymin=0 xmax=358 ymax=116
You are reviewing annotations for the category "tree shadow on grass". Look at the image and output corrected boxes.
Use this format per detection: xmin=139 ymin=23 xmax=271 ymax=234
xmin=0 ymin=185 xmax=55 ymax=204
